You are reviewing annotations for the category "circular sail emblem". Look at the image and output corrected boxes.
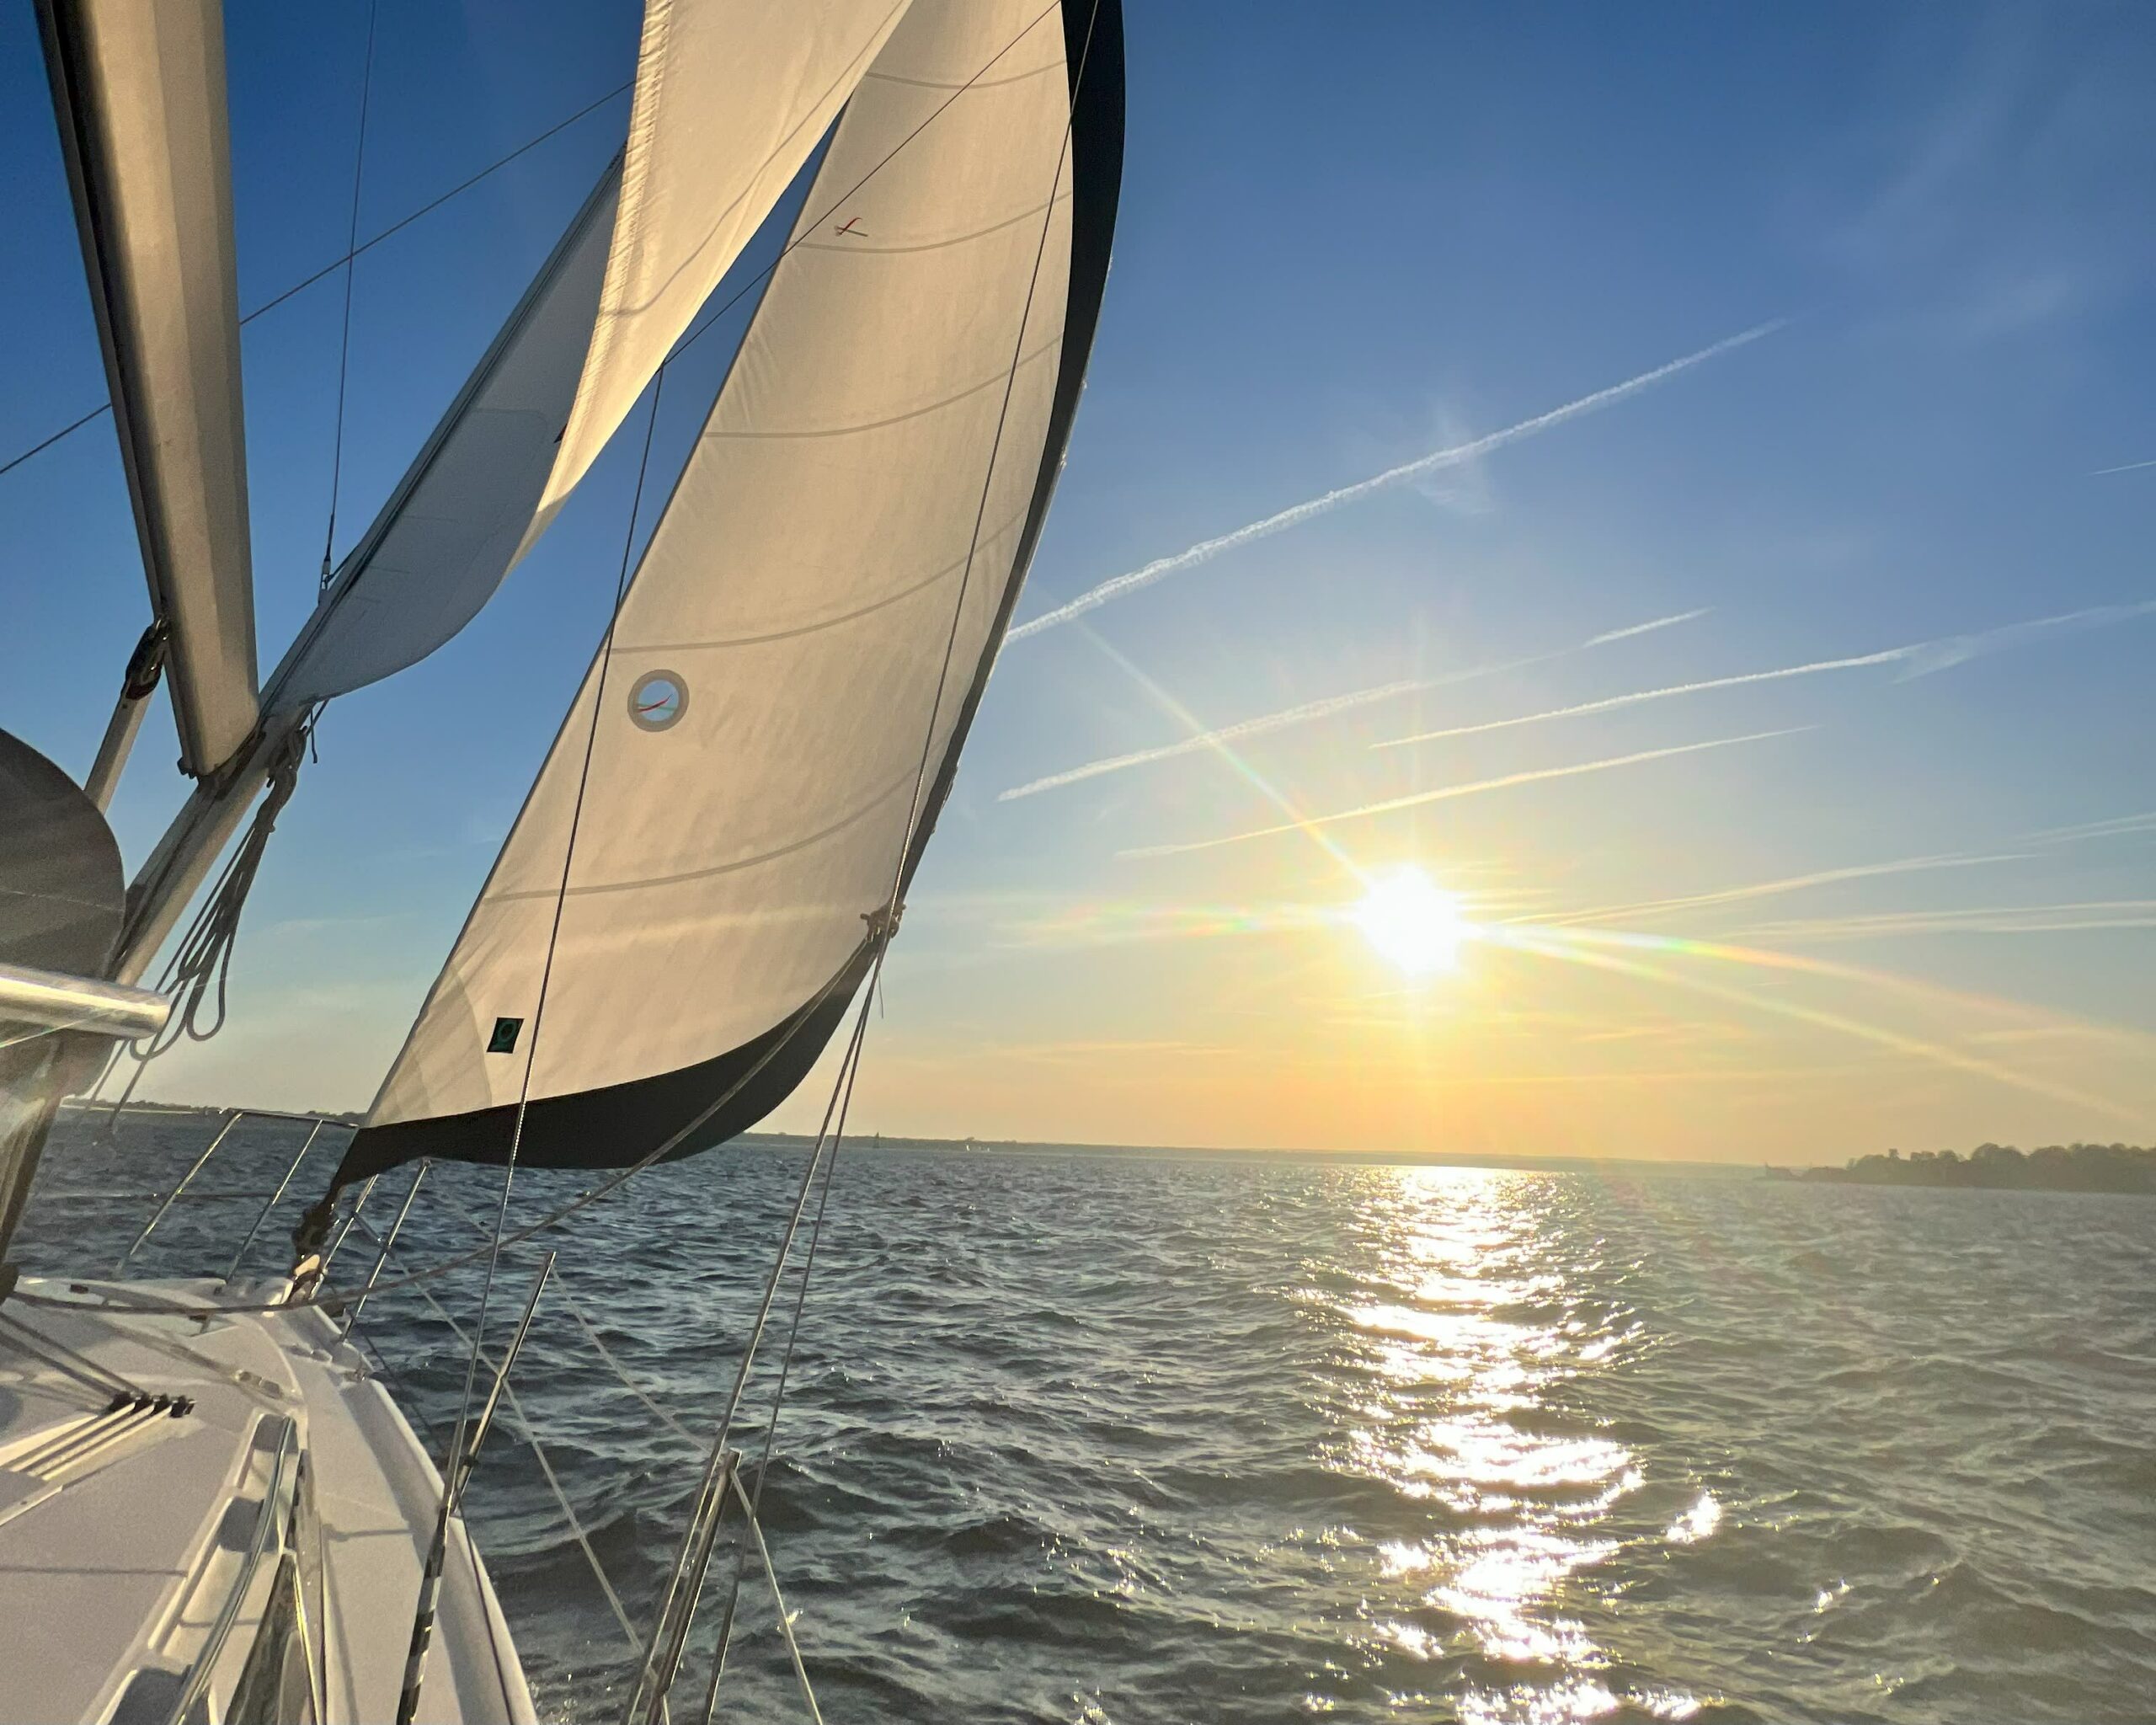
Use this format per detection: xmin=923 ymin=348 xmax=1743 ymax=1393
xmin=627 ymin=670 xmax=688 ymax=731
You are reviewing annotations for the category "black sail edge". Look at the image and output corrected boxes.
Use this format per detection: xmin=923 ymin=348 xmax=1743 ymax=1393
xmin=328 ymin=1 xmax=1124 ymax=1191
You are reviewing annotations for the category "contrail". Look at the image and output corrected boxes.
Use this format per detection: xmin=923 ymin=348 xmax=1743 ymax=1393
xmin=1006 ymin=323 xmax=1784 ymax=641
xmin=1585 ymin=607 xmax=1710 ymax=645
xmin=1120 ymin=728 xmax=1806 ymax=860
xmin=2026 ymin=809 xmax=2156 ymax=845
xmin=1374 ymin=649 xmax=1903 ymax=749
xmin=1893 ymin=598 xmax=2156 ymax=676
xmin=1374 ymin=600 xmax=2156 ymax=750
xmin=1000 ymin=680 xmax=1426 ymax=801
xmin=2093 ymin=457 xmax=2156 ymax=476
xmin=998 ymin=608 xmax=1709 ymax=803
xmin=1747 ymin=901 xmax=2156 ymax=943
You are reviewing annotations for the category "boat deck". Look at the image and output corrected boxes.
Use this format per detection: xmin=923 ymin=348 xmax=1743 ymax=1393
xmin=0 ymin=1275 xmax=532 ymax=1725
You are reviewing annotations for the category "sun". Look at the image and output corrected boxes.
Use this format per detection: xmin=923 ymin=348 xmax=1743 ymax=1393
xmin=1353 ymin=866 xmax=1470 ymax=976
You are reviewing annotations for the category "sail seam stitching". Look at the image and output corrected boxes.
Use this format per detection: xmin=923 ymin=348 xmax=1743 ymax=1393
xmin=703 ymin=334 xmax=1063 ymax=441
xmin=490 ymin=771 xmax=916 ymax=902
xmin=796 ymin=186 xmax=1073 ymax=256
xmin=613 ymin=510 xmax=1029 ymax=653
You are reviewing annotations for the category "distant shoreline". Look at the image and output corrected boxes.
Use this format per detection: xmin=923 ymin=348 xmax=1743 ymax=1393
xmin=1765 ymin=1142 xmax=2155 ymax=1195
xmin=83 ymin=1103 xmax=2152 ymax=1189
xmin=62 ymin=1102 xmax=1753 ymax=1176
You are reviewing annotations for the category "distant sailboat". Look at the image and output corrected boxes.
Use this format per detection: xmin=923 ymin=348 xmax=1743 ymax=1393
xmin=0 ymin=0 xmax=1123 ymax=1717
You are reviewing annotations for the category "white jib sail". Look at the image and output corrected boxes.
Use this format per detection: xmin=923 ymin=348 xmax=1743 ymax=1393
xmin=371 ymin=0 xmax=1091 ymax=1134
xmin=516 ymin=0 xmax=919 ymax=564
xmin=271 ymin=166 xmax=623 ymax=708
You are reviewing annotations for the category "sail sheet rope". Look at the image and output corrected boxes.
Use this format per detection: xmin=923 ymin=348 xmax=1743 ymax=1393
xmin=692 ymin=990 xmax=865 ymax=1722
xmin=395 ymin=351 xmax=676 ymax=1725
xmin=623 ymin=984 xmax=875 ymax=1722
xmin=8 ymin=944 xmax=870 ymax=1321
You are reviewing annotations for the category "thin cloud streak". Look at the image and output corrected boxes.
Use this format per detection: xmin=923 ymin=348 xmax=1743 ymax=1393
xmin=1001 ymin=681 xmax=1424 ymax=801
xmin=1374 ymin=600 xmax=2156 ymax=750
xmin=1121 ymin=728 xmax=1808 ymax=860
xmin=1746 ymin=900 xmax=2156 ymax=942
xmin=2093 ymin=457 xmax=2156 ymax=476
xmin=1533 ymin=851 xmax=2029 ymax=929
xmin=999 ymin=609 xmax=1710 ymax=802
xmin=1007 ymin=323 xmax=1783 ymax=640
xmin=1897 ymin=599 xmax=2156 ymax=676
xmin=2026 ymin=809 xmax=2156 ymax=844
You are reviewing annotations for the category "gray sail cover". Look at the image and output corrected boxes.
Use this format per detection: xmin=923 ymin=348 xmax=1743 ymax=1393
xmin=336 ymin=0 xmax=1122 ymax=1181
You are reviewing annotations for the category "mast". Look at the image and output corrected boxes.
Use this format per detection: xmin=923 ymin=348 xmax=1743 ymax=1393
xmin=110 ymin=153 xmax=629 ymax=984
xmin=35 ymin=0 xmax=260 ymax=780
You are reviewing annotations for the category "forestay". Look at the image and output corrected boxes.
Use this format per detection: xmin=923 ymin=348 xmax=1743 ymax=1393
xmin=335 ymin=0 xmax=1123 ymax=1181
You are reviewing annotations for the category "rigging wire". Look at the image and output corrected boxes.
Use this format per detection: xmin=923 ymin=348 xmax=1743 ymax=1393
xmin=0 ymin=402 xmax=109 ymax=483
xmin=398 ymin=364 xmax=671 ymax=1725
xmin=137 ymin=718 xmax=312 ymax=1058
xmin=624 ymin=989 xmax=878 ymax=1724
xmin=695 ymin=10 xmax=1104 ymax=1710
xmin=10 ymin=0 xmax=1087 ymax=1330
xmin=693 ymin=996 xmax=863 ymax=1722
xmin=0 ymin=79 xmax=632 ymax=483
xmin=320 ymin=0 xmax=382 ymax=594
xmin=12 ymin=957 xmax=862 ymax=1320
xmin=559 ymin=1281 xmax=703 ymax=1450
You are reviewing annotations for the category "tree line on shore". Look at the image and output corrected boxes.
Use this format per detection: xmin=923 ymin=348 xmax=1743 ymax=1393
xmin=1767 ymin=1141 xmax=2156 ymax=1193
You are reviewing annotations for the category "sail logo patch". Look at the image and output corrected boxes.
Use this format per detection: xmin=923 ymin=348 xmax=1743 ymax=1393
xmin=628 ymin=670 xmax=688 ymax=732
xmin=488 ymin=1017 xmax=524 ymax=1055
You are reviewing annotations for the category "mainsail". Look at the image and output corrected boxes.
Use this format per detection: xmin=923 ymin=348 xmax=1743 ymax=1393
xmin=520 ymin=0 xmax=918 ymax=560
xmin=335 ymin=0 xmax=1123 ymax=1183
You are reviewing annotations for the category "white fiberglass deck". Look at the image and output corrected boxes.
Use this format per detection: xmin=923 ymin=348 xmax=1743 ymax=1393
xmin=0 ymin=1276 xmax=533 ymax=1725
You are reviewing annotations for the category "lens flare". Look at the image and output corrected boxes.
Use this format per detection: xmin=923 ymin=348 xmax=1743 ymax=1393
xmin=1354 ymin=867 xmax=1470 ymax=976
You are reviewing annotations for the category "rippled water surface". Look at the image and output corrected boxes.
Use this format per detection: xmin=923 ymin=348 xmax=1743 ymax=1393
xmin=20 ymin=1115 xmax=2156 ymax=1722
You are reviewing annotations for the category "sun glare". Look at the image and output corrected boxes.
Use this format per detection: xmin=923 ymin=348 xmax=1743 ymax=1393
xmin=1353 ymin=866 xmax=1470 ymax=976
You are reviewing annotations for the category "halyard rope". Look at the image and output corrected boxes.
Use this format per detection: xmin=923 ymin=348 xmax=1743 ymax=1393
xmin=320 ymin=0 xmax=380 ymax=594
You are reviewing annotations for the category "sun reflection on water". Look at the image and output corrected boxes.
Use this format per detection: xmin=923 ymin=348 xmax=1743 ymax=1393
xmin=1326 ymin=1167 xmax=1702 ymax=1722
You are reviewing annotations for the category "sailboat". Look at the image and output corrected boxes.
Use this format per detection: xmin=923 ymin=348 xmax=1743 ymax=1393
xmin=0 ymin=0 xmax=1123 ymax=1717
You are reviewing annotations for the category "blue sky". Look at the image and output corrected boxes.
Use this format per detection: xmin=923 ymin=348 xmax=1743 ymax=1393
xmin=3 ymin=3 xmax=2151 ymax=1159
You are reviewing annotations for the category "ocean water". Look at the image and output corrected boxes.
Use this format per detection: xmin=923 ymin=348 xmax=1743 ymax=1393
xmin=18 ymin=1112 xmax=2156 ymax=1723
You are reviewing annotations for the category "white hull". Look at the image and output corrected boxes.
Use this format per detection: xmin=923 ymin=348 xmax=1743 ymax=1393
xmin=0 ymin=1276 xmax=534 ymax=1725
